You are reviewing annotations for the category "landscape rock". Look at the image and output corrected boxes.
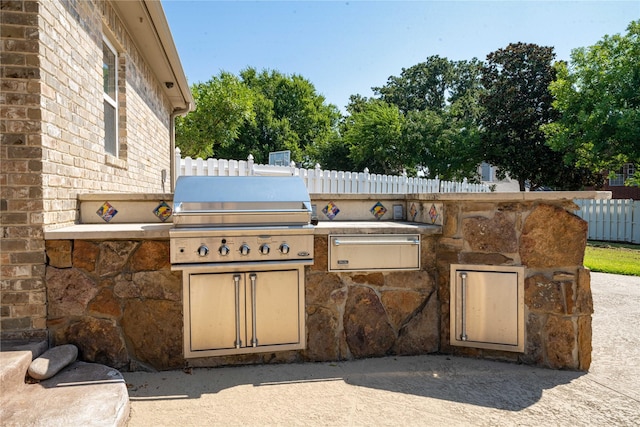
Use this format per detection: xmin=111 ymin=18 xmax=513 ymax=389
xmin=520 ymin=204 xmax=587 ymax=268
xmin=28 ymin=344 xmax=78 ymax=380
xmin=344 ymin=286 xmax=395 ymax=358
xmin=525 ymin=274 xmax=565 ymax=314
xmin=130 ymin=241 xmax=170 ymax=271
xmin=64 ymin=317 xmax=129 ymax=370
xmin=394 ymin=292 xmax=439 ymax=354
xmin=46 ymin=267 xmax=99 ymax=318
xmin=380 ymin=289 xmax=425 ymax=330
xmin=96 ymin=241 xmax=137 ymax=277
xmin=305 ymin=305 xmax=340 ymax=361
xmin=462 ymin=212 xmax=518 ymax=253
xmin=121 ymin=299 xmax=183 ymax=370
xmin=45 ymin=240 xmax=72 ymax=268
xmin=72 ymin=240 xmax=100 ymax=272
xmin=544 ymin=315 xmax=577 ymax=369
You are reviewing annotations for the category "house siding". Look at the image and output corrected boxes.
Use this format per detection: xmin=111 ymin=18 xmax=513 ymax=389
xmin=1 ymin=0 xmax=175 ymax=340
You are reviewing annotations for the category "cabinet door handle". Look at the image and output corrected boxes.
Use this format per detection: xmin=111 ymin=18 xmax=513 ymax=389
xmin=460 ymin=272 xmax=468 ymax=341
xmin=250 ymin=274 xmax=258 ymax=347
xmin=233 ymin=274 xmax=242 ymax=348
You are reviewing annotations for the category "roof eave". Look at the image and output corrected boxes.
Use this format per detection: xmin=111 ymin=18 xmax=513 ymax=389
xmin=112 ymin=0 xmax=194 ymax=113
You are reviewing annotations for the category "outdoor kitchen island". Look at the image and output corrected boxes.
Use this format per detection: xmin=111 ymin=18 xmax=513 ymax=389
xmin=43 ymin=191 xmax=607 ymax=372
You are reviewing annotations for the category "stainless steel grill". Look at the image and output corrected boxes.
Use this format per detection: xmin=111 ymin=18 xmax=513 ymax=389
xmin=170 ymin=176 xmax=314 ymax=266
xmin=170 ymin=176 xmax=314 ymax=359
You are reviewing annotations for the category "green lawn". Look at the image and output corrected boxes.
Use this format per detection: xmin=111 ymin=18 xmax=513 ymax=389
xmin=584 ymin=241 xmax=640 ymax=276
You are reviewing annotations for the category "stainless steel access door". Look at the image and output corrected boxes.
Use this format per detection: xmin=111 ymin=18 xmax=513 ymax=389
xmin=329 ymin=234 xmax=420 ymax=271
xmin=450 ymin=264 xmax=524 ymax=352
xmin=185 ymin=265 xmax=304 ymax=358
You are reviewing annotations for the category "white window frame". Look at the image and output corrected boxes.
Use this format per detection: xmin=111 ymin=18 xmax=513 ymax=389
xmin=103 ymin=36 xmax=118 ymax=157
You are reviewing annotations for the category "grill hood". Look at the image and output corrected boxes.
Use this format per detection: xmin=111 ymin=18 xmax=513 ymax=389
xmin=172 ymin=176 xmax=312 ymax=228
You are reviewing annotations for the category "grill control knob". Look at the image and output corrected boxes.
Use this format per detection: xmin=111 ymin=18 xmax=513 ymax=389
xmin=239 ymin=244 xmax=250 ymax=256
xmin=197 ymin=245 xmax=209 ymax=257
xmin=259 ymin=244 xmax=270 ymax=255
xmin=219 ymin=245 xmax=230 ymax=256
xmin=279 ymin=243 xmax=290 ymax=254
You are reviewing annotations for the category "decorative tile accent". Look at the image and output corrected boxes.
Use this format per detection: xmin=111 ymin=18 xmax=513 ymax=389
xmin=96 ymin=201 xmax=118 ymax=223
xmin=428 ymin=204 xmax=439 ymax=224
xmin=409 ymin=203 xmax=418 ymax=221
xmin=153 ymin=201 xmax=172 ymax=222
xmin=322 ymin=201 xmax=340 ymax=220
xmin=370 ymin=202 xmax=387 ymax=220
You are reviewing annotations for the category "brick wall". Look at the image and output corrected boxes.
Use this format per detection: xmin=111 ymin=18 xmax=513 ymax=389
xmin=1 ymin=0 xmax=47 ymax=340
xmin=1 ymin=0 xmax=176 ymax=340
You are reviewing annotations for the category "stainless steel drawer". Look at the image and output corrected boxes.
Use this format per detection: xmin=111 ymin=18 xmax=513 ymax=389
xmin=450 ymin=264 xmax=524 ymax=352
xmin=329 ymin=234 xmax=420 ymax=272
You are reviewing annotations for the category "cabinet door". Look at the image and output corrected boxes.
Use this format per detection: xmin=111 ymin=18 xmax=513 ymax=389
xmin=189 ymin=273 xmax=246 ymax=351
xmin=457 ymin=271 xmax=519 ymax=346
xmin=450 ymin=265 xmax=524 ymax=352
xmin=249 ymin=270 xmax=300 ymax=347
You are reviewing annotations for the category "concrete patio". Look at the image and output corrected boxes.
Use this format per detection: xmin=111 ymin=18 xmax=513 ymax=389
xmin=124 ymin=272 xmax=640 ymax=426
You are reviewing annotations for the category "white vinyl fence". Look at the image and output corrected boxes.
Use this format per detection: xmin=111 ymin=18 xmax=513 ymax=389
xmin=175 ymin=149 xmax=490 ymax=195
xmin=574 ymin=199 xmax=640 ymax=244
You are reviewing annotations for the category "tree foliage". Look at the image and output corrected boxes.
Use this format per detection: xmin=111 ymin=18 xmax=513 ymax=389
xmin=175 ymin=68 xmax=340 ymax=164
xmin=479 ymin=42 xmax=583 ymax=190
xmin=544 ymin=20 xmax=640 ymax=180
xmin=175 ymin=72 xmax=255 ymax=159
xmin=371 ymin=56 xmax=484 ymax=180
xmin=342 ymin=99 xmax=406 ymax=175
xmin=403 ymin=109 xmax=481 ymax=180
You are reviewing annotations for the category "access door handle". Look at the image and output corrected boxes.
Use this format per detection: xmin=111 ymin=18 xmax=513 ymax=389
xmin=460 ymin=272 xmax=468 ymax=341
xmin=233 ymin=274 xmax=242 ymax=348
xmin=250 ymin=274 xmax=258 ymax=347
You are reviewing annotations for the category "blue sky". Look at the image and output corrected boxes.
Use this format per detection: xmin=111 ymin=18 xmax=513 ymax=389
xmin=162 ymin=1 xmax=639 ymax=112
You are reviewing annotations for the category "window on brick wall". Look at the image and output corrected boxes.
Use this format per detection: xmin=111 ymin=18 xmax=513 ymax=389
xmin=481 ymin=162 xmax=493 ymax=182
xmin=610 ymin=164 xmax=638 ymax=186
xmin=103 ymin=38 xmax=118 ymax=156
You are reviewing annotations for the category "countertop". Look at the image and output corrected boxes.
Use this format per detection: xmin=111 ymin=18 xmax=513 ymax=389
xmin=44 ymin=221 xmax=441 ymax=240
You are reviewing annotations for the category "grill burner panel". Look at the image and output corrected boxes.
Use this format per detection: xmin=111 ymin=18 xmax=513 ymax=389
xmin=171 ymin=230 xmax=314 ymax=264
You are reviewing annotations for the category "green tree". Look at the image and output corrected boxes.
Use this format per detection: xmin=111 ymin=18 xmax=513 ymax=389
xmin=175 ymin=72 xmax=255 ymax=158
xmin=342 ymin=99 xmax=406 ymax=174
xmin=373 ymin=57 xmax=484 ymax=179
xmin=237 ymin=68 xmax=341 ymax=165
xmin=374 ymin=55 xmax=453 ymax=113
xmin=403 ymin=109 xmax=481 ymax=181
xmin=176 ymin=68 xmax=340 ymax=164
xmin=544 ymin=20 xmax=640 ymax=183
xmin=480 ymin=42 xmax=577 ymax=191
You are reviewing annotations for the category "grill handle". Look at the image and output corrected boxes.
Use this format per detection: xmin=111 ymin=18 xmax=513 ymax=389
xmin=333 ymin=238 xmax=419 ymax=246
xmin=233 ymin=274 xmax=242 ymax=348
xmin=174 ymin=208 xmax=310 ymax=216
xmin=460 ymin=272 xmax=468 ymax=341
xmin=250 ymin=274 xmax=258 ymax=348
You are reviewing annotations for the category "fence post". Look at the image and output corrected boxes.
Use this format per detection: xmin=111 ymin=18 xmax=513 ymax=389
xmin=633 ymin=200 xmax=640 ymax=244
xmin=247 ymin=154 xmax=255 ymax=176
xmin=175 ymin=148 xmax=182 ymax=181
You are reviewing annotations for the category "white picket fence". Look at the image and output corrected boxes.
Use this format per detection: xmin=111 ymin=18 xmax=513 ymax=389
xmin=575 ymin=199 xmax=640 ymax=244
xmin=175 ymin=149 xmax=490 ymax=194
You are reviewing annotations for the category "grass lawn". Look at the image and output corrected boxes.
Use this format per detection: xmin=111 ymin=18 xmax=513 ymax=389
xmin=584 ymin=241 xmax=640 ymax=276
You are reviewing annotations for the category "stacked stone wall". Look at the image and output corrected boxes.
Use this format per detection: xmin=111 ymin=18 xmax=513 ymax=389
xmin=45 ymin=239 xmax=182 ymax=371
xmin=42 ymin=199 xmax=592 ymax=371
xmin=434 ymin=200 xmax=592 ymax=369
xmin=303 ymin=236 xmax=439 ymax=362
